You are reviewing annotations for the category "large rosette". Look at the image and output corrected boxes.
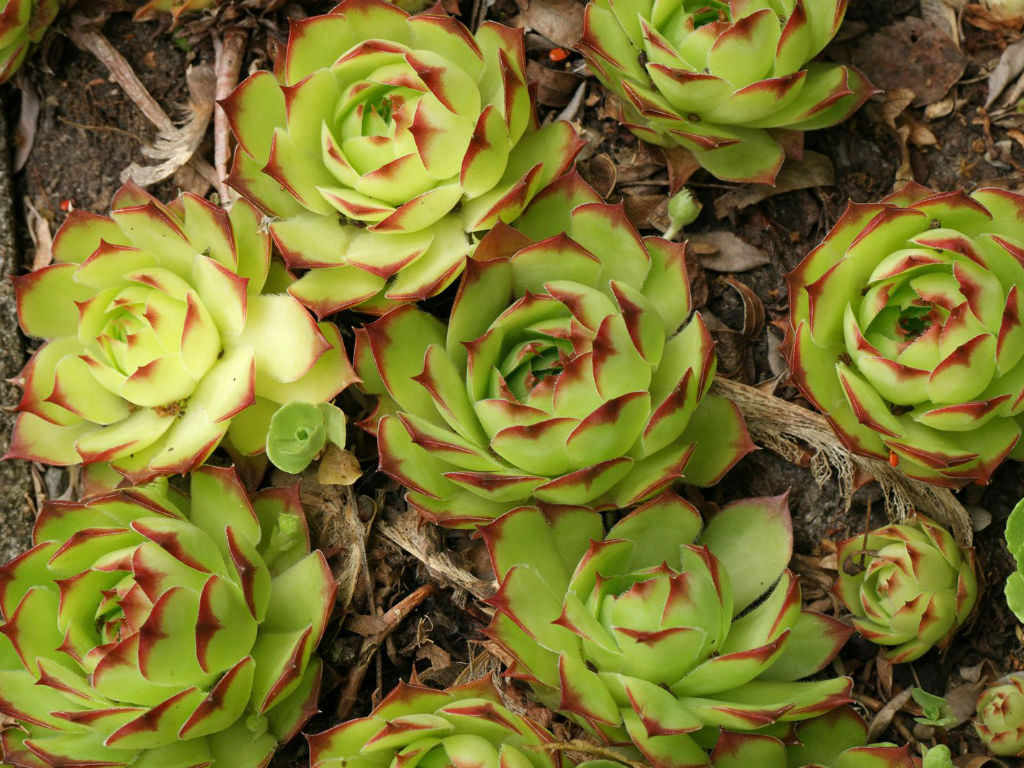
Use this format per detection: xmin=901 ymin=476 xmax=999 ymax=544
xmin=0 ymin=466 xmax=335 ymax=767
xmin=355 ymin=173 xmax=752 ymax=527
xmin=480 ymin=492 xmax=853 ymax=767
xmin=788 ymin=183 xmax=1024 ymax=485
xmin=5 ymin=182 xmax=355 ymax=485
xmin=222 ymin=0 xmax=581 ymax=314
xmin=578 ymin=0 xmax=874 ymax=183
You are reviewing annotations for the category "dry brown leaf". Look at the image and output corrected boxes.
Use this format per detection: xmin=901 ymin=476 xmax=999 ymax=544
xmin=866 ymin=687 xmax=914 ymax=741
xmin=686 ymin=231 xmax=770 ymax=272
xmin=986 ymin=37 xmax=1024 ymax=107
xmin=579 ymin=153 xmax=616 ymax=198
xmin=526 ymin=60 xmax=584 ymax=107
xmin=921 ymin=0 xmax=963 ymax=46
xmin=24 ymin=198 xmax=53 ymax=271
xmin=853 ymin=16 xmax=966 ymax=107
xmin=519 ymin=0 xmax=583 ymax=48
xmin=13 ymin=79 xmax=40 ymax=173
xmin=713 ymin=151 xmax=834 ymax=218
xmin=318 ymin=443 xmax=363 ymax=486
xmin=925 ymin=96 xmax=956 ymax=119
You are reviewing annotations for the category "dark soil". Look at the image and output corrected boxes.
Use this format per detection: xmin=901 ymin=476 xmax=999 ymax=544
xmin=4 ymin=0 xmax=1024 ymax=765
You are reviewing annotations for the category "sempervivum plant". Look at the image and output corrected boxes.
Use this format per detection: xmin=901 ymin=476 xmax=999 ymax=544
xmin=481 ymin=492 xmax=853 ymax=766
xmin=975 ymin=674 xmax=1024 ymax=756
xmin=0 ymin=0 xmax=59 ymax=82
xmin=834 ymin=515 xmax=977 ymax=663
xmin=355 ymin=172 xmax=752 ymax=527
xmin=5 ymin=182 xmax=355 ymax=486
xmin=0 ymin=466 xmax=334 ymax=767
xmin=133 ymin=0 xmax=214 ymax=23
xmin=789 ymin=183 xmax=1024 ymax=486
xmin=222 ymin=0 xmax=581 ymax=314
xmin=308 ymin=678 xmax=571 ymax=768
xmin=711 ymin=707 xmax=951 ymax=768
xmin=577 ymin=0 xmax=874 ymax=184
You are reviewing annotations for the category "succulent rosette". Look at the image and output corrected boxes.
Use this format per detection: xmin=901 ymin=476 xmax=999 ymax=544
xmin=5 ymin=182 xmax=355 ymax=485
xmin=308 ymin=677 xmax=570 ymax=768
xmin=577 ymin=0 xmax=874 ymax=184
xmin=354 ymin=172 xmax=752 ymax=527
xmin=788 ymin=183 xmax=1024 ymax=486
xmin=975 ymin=674 xmax=1024 ymax=757
xmin=0 ymin=0 xmax=59 ymax=82
xmin=710 ymin=707 xmax=946 ymax=768
xmin=834 ymin=515 xmax=977 ymax=663
xmin=480 ymin=492 xmax=853 ymax=766
xmin=133 ymin=0 xmax=215 ymax=24
xmin=222 ymin=0 xmax=582 ymax=314
xmin=0 ymin=466 xmax=335 ymax=767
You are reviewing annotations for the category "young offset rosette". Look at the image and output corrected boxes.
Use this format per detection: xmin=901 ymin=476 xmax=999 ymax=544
xmin=789 ymin=183 xmax=1024 ymax=486
xmin=5 ymin=182 xmax=355 ymax=485
xmin=0 ymin=466 xmax=335 ymax=767
xmin=577 ymin=0 xmax=873 ymax=183
xmin=0 ymin=0 xmax=59 ymax=82
xmin=834 ymin=515 xmax=977 ymax=663
xmin=480 ymin=492 xmax=853 ymax=766
xmin=222 ymin=0 xmax=581 ymax=314
xmin=355 ymin=173 xmax=752 ymax=527
xmin=975 ymin=674 xmax=1024 ymax=757
xmin=308 ymin=678 xmax=569 ymax=768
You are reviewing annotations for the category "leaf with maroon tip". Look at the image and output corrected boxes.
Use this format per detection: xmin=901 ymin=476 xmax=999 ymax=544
xmin=177 ymin=656 xmax=255 ymax=740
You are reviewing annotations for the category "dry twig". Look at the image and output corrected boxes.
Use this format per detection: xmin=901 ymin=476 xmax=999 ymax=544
xmin=65 ymin=15 xmax=219 ymax=189
xmin=376 ymin=509 xmax=497 ymax=603
xmin=213 ymin=28 xmax=247 ymax=201
xmin=335 ymin=584 xmax=436 ymax=719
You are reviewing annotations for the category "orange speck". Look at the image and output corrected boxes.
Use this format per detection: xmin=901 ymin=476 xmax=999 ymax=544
xmin=60 ymin=199 xmax=75 ymax=213
xmin=549 ymin=47 xmax=571 ymax=62
xmin=888 ymin=451 xmax=899 ymax=467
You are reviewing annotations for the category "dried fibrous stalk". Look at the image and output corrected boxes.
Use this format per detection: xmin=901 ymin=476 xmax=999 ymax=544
xmin=711 ymin=377 xmax=972 ymax=545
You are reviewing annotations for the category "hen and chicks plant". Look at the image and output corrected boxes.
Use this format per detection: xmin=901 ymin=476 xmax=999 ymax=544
xmin=355 ymin=172 xmax=753 ymax=527
xmin=789 ymin=183 xmax=1024 ymax=486
xmin=5 ymin=182 xmax=355 ymax=487
xmin=481 ymin=492 xmax=852 ymax=766
xmin=833 ymin=515 xmax=977 ymax=663
xmin=223 ymin=0 xmax=581 ymax=315
xmin=0 ymin=467 xmax=334 ymax=767
xmin=578 ymin=0 xmax=874 ymax=183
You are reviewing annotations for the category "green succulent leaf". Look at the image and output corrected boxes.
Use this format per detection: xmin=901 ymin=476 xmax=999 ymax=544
xmin=265 ymin=401 xmax=347 ymax=474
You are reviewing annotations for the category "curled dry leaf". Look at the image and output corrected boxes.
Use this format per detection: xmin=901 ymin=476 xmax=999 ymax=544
xmin=13 ymin=77 xmax=39 ymax=172
xmin=526 ymin=59 xmax=584 ymax=107
xmin=986 ymin=37 xmax=1024 ymax=107
xmin=687 ymin=231 xmax=770 ymax=272
xmin=579 ymin=152 xmax=616 ymax=198
xmin=921 ymin=0 xmax=963 ymax=47
xmin=318 ymin=443 xmax=363 ymax=486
